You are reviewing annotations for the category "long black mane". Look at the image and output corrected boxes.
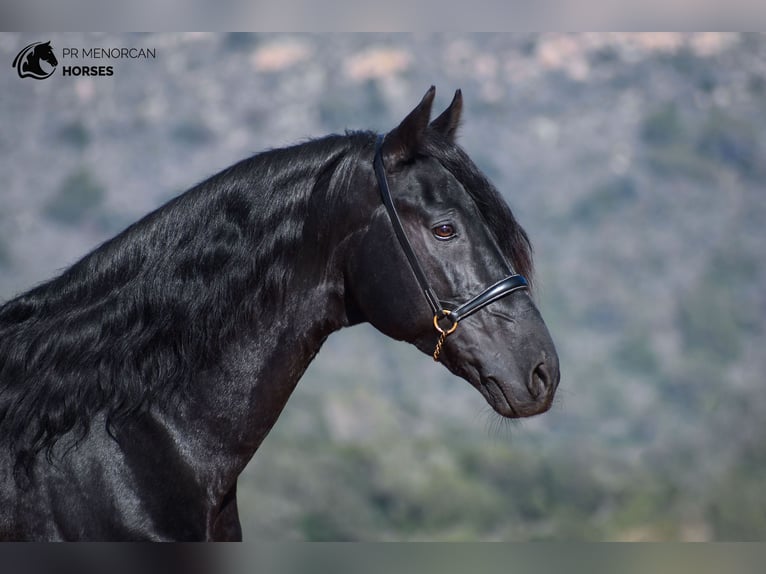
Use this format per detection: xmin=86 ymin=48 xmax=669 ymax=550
xmin=0 ymin=129 xmax=532 ymax=475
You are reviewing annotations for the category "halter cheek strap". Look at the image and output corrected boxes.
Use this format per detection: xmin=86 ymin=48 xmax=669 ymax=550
xmin=373 ymin=135 xmax=528 ymax=361
xmin=373 ymin=136 xmax=442 ymax=316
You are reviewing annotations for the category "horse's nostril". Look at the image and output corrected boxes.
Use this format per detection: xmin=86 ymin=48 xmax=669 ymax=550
xmin=527 ymin=363 xmax=550 ymax=399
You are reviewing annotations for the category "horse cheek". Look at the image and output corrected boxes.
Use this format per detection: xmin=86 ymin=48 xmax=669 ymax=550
xmin=346 ymin=219 xmax=428 ymax=342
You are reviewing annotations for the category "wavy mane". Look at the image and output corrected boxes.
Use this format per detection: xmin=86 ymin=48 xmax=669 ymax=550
xmin=0 ymin=132 xmax=368 ymax=477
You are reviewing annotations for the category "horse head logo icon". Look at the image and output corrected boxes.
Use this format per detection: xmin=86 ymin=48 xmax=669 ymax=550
xmin=12 ymin=41 xmax=58 ymax=80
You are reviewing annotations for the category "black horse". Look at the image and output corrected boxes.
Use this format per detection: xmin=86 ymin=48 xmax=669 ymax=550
xmin=0 ymin=87 xmax=559 ymax=540
xmin=13 ymin=41 xmax=58 ymax=79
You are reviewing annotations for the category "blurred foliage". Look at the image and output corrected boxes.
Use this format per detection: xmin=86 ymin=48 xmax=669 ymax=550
xmin=642 ymin=102 xmax=765 ymax=181
xmin=244 ymin=430 xmax=614 ymax=540
xmin=43 ymin=167 xmax=106 ymax=226
xmin=641 ymin=103 xmax=713 ymax=181
xmin=615 ymin=331 xmax=660 ymax=377
xmin=171 ymin=119 xmax=215 ymax=146
xmin=645 ymin=144 xmax=719 ymax=181
xmin=245 ymin=415 xmax=763 ymax=541
xmin=678 ymin=243 xmax=758 ymax=365
xmin=0 ymin=237 xmax=10 ymax=269
xmin=707 ymin=436 xmax=766 ymax=540
xmin=664 ymin=48 xmax=718 ymax=94
xmin=677 ymin=281 xmax=742 ymax=365
xmin=318 ymin=80 xmax=389 ymax=131
xmin=570 ymin=176 xmax=637 ymax=224
xmin=640 ymin=103 xmax=685 ymax=147
xmin=696 ymin=109 xmax=764 ymax=180
xmin=56 ymin=120 xmax=91 ymax=151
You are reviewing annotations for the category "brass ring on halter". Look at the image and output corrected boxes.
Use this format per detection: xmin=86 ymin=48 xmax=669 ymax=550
xmin=433 ymin=310 xmax=458 ymax=336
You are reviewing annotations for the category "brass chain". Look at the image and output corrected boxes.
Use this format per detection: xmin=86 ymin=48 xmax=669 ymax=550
xmin=432 ymin=311 xmax=458 ymax=362
xmin=433 ymin=331 xmax=448 ymax=361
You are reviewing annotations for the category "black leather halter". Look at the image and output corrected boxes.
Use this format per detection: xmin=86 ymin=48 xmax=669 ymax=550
xmin=373 ymin=135 xmax=529 ymax=360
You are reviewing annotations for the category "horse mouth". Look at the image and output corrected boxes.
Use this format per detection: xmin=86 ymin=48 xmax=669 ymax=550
xmin=480 ymin=376 xmax=552 ymax=418
xmin=480 ymin=376 xmax=519 ymax=417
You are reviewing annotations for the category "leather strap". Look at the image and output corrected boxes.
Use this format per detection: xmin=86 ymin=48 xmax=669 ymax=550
xmin=374 ymin=135 xmax=442 ymax=316
xmin=450 ymin=274 xmax=528 ymax=322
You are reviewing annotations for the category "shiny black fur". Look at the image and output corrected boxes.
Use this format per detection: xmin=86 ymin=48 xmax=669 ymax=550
xmin=0 ymin=88 xmax=558 ymax=540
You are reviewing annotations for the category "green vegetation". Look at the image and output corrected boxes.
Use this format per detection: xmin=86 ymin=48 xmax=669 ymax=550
xmin=645 ymin=144 xmax=719 ymax=181
xmin=696 ymin=109 xmax=763 ymax=180
xmin=0 ymin=238 xmax=10 ymax=269
xmin=640 ymin=103 xmax=685 ymax=147
xmin=615 ymin=330 xmax=660 ymax=376
xmin=319 ymin=80 xmax=389 ymax=131
xmin=44 ymin=167 xmax=106 ymax=226
xmin=707 ymin=437 xmax=766 ymax=540
xmin=677 ymin=281 xmax=743 ymax=365
xmin=57 ymin=121 xmax=91 ymax=151
xmin=171 ymin=119 xmax=215 ymax=146
xmin=678 ymin=243 xmax=758 ymax=366
xmin=244 ymin=431 xmax=614 ymax=540
xmin=641 ymin=102 xmax=765 ymax=181
xmin=244 ymin=412 xmax=765 ymax=540
xmin=571 ymin=176 xmax=637 ymax=224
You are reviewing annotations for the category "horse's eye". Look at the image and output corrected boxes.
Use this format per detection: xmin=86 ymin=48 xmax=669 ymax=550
xmin=432 ymin=223 xmax=456 ymax=240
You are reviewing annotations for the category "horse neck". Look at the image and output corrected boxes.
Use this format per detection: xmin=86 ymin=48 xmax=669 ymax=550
xmin=151 ymin=149 xmax=372 ymax=478
xmin=25 ymin=54 xmax=42 ymax=73
xmin=0 ymin=139 xmax=378 ymax=495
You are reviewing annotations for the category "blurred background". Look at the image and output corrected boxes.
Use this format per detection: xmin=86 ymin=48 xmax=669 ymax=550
xmin=1 ymin=32 xmax=765 ymax=540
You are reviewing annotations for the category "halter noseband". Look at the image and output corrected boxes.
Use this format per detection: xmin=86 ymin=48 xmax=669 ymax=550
xmin=373 ymin=135 xmax=529 ymax=361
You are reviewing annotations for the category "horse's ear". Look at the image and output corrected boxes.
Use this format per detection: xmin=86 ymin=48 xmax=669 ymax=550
xmin=430 ymin=89 xmax=462 ymax=143
xmin=382 ymin=86 xmax=435 ymax=163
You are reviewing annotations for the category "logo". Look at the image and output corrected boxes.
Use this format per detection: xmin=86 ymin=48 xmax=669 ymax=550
xmin=12 ymin=41 xmax=58 ymax=80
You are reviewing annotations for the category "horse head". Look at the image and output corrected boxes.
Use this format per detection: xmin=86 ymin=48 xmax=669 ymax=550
xmin=34 ymin=41 xmax=58 ymax=68
xmin=15 ymin=41 xmax=58 ymax=79
xmin=347 ymin=87 xmax=560 ymax=418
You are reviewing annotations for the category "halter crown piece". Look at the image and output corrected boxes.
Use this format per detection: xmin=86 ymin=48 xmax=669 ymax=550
xmin=372 ymin=135 xmax=529 ymax=361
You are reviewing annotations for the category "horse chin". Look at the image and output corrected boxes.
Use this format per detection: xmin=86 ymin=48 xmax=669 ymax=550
xmin=478 ymin=376 xmax=554 ymax=419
